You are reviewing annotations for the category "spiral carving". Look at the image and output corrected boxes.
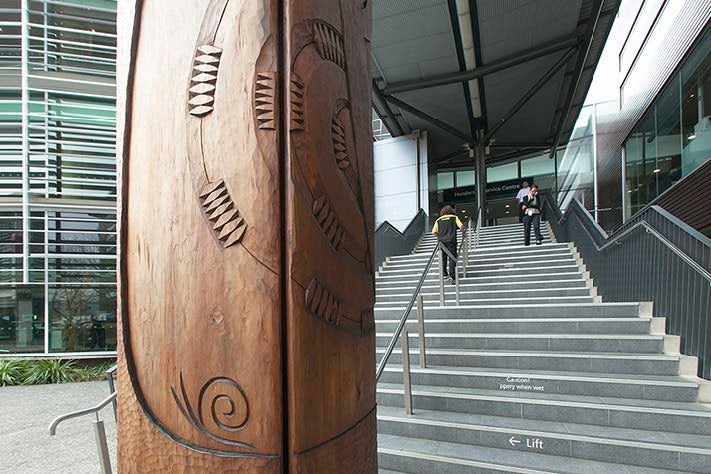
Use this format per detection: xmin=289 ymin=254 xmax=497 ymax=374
xmin=171 ymin=372 xmax=255 ymax=450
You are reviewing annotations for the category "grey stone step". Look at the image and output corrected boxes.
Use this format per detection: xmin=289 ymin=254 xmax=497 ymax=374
xmin=375 ymin=303 xmax=651 ymax=321
xmin=378 ymin=434 xmax=684 ymax=474
xmin=376 ymin=384 xmax=711 ymax=435
xmin=389 ymin=251 xmax=574 ymax=268
xmin=377 ymin=366 xmax=697 ymax=402
xmin=374 ymin=295 xmax=597 ymax=308
xmin=376 ymin=264 xmax=582 ymax=281
xmin=376 ymin=279 xmax=588 ymax=295
xmin=374 ymin=333 xmax=664 ymax=353
xmin=376 ymin=348 xmax=681 ymax=375
xmin=377 ymin=407 xmax=711 ymax=472
xmin=383 ymin=257 xmax=577 ymax=273
xmin=376 ymin=272 xmax=585 ymax=288
xmin=375 ymin=317 xmax=651 ymax=335
xmin=375 ymin=288 xmax=593 ymax=304
xmin=390 ymin=244 xmax=571 ymax=261
xmin=374 ymin=302 xmax=646 ymax=319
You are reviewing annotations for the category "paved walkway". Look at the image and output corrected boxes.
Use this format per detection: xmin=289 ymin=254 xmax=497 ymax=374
xmin=0 ymin=381 xmax=116 ymax=474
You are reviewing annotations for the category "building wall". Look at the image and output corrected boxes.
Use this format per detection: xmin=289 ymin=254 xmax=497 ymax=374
xmin=589 ymin=0 xmax=710 ymax=230
xmin=0 ymin=0 xmax=117 ymax=356
xmin=373 ymin=131 xmax=429 ymax=231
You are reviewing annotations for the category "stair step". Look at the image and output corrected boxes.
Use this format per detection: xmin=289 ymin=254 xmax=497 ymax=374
xmin=376 ymin=349 xmax=681 ymax=375
xmin=376 ymin=288 xmax=593 ymax=303
xmin=374 ymin=303 xmax=646 ymax=319
xmin=378 ymin=434 xmax=685 ymax=473
xmin=390 ymin=244 xmax=571 ymax=261
xmin=375 ymin=333 xmax=664 ymax=353
xmin=377 ymin=366 xmax=697 ymax=401
xmin=375 ymin=317 xmax=651 ymax=335
xmin=375 ymin=296 xmax=597 ymax=308
xmin=376 ymin=264 xmax=582 ymax=280
xmin=376 ymin=279 xmax=587 ymax=295
xmin=376 ymin=272 xmax=585 ymax=287
xmin=377 ymin=407 xmax=711 ymax=472
xmin=382 ymin=257 xmax=577 ymax=273
xmin=376 ymin=384 xmax=711 ymax=435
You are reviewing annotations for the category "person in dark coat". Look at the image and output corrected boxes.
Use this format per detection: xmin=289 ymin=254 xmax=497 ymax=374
xmin=521 ymin=184 xmax=543 ymax=246
xmin=432 ymin=205 xmax=464 ymax=283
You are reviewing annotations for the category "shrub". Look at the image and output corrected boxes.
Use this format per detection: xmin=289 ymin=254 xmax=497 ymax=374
xmin=0 ymin=359 xmax=116 ymax=386
xmin=0 ymin=359 xmax=30 ymax=386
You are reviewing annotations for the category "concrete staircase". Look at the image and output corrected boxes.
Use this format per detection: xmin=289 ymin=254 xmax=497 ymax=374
xmin=375 ymin=222 xmax=711 ymax=473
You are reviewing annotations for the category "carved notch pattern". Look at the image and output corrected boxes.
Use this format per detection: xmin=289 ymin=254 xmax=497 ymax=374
xmin=332 ymin=117 xmax=350 ymax=169
xmin=312 ymin=195 xmax=345 ymax=250
xmin=254 ymin=72 xmax=276 ymax=130
xmin=290 ymin=74 xmax=305 ymax=131
xmin=199 ymin=179 xmax=247 ymax=248
xmin=188 ymin=45 xmax=222 ymax=117
xmin=312 ymin=21 xmax=346 ymax=71
xmin=171 ymin=372 xmax=255 ymax=450
xmin=305 ymin=279 xmax=342 ymax=327
xmin=360 ymin=309 xmax=375 ymax=334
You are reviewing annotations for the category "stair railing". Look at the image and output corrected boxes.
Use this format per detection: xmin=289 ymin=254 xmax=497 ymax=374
xmin=49 ymin=391 xmax=116 ymax=474
xmin=376 ymin=226 xmax=470 ymax=416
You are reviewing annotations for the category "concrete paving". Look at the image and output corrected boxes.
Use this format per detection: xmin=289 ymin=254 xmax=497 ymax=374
xmin=0 ymin=381 xmax=116 ymax=474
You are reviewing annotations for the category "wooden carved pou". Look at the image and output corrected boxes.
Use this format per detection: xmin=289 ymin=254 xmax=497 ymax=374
xmin=117 ymin=0 xmax=375 ymax=472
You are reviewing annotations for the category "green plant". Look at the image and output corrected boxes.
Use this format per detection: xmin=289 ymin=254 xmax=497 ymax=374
xmin=0 ymin=359 xmax=115 ymax=386
xmin=0 ymin=359 xmax=30 ymax=386
xmin=23 ymin=359 xmax=79 ymax=385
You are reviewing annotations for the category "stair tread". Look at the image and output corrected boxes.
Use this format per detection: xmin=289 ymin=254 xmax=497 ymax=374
xmin=376 ymin=347 xmax=678 ymax=360
xmin=377 ymin=406 xmax=711 ymax=452
xmin=379 ymin=365 xmax=695 ymax=386
xmin=375 ymin=302 xmax=639 ymax=310
xmin=377 ymin=383 xmax=711 ymax=415
xmin=378 ymin=434 xmax=684 ymax=474
xmin=375 ymin=332 xmax=659 ymax=339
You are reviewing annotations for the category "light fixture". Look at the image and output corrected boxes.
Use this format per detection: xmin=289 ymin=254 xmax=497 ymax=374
xmin=688 ymin=133 xmax=696 ymax=140
xmin=627 ymin=190 xmax=633 ymax=193
xmin=653 ymin=168 xmax=661 ymax=173
xmin=506 ymin=211 xmax=510 ymax=214
xmin=505 ymin=204 xmax=510 ymax=208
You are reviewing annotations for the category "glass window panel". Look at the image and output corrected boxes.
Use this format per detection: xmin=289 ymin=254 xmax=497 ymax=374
xmin=455 ymin=170 xmax=475 ymax=187
xmin=48 ymin=286 xmax=116 ymax=352
xmin=487 ymin=162 xmax=518 ymax=183
xmin=437 ymin=172 xmax=454 ymax=190
xmin=0 ymin=286 xmax=45 ymax=354
xmin=681 ymin=28 xmax=711 ymax=177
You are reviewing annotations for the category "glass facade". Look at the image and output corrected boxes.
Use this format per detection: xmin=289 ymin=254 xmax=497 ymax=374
xmin=0 ymin=1 xmax=116 ymax=355
xmin=557 ymin=104 xmax=596 ymax=213
xmin=624 ymin=27 xmax=711 ymax=220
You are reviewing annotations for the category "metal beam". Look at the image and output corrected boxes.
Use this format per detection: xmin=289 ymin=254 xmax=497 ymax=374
xmin=437 ymin=148 xmax=470 ymax=165
xmin=549 ymin=0 xmax=605 ymax=157
xmin=383 ymin=95 xmax=475 ymax=145
xmin=481 ymin=47 xmax=577 ymax=146
xmin=372 ymin=80 xmax=405 ymax=136
xmin=382 ymin=33 xmax=580 ymax=95
xmin=491 ymin=142 xmax=551 ymax=149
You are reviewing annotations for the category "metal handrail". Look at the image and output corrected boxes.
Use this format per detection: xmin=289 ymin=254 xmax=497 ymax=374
xmin=48 ymin=391 xmax=117 ymax=436
xmin=546 ymin=198 xmax=711 ymax=284
xmin=375 ymin=227 xmax=469 ymax=382
xmin=375 ymin=241 xmax=441 ymax=382
xmin=106 ymin=364 xmax=117 ymax=417
xmin=49 ymin=391 xmax=117 ymax=474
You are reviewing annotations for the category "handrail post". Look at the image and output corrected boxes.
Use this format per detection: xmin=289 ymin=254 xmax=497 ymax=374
xmin=455 ymin=259 xmax=460 ymax=305
xmin=401 ymin=330 xmax=413 ymax=415
xmin=93 ymin=419 xmax=112 ymax=474
xmin=417 ymin=294 xmax=426 ymax=368
xmin=437 ymin=244 xmax=445 ymax=306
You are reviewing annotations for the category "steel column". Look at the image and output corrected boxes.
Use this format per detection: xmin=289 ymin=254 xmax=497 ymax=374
xmin=372 ymin=79 xmax=405 ymax=136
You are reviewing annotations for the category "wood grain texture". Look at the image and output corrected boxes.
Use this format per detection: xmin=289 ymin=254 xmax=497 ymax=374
xmin=285 ymin=0 xmax=376 ymax=471
xmin=118 ymin=0 xmax=375 ymax=471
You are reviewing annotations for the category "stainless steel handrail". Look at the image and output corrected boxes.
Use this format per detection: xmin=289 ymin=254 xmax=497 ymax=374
xmin=547 ymin=198 xmax=711 ymax=284
xmin=106 ymin=364 xmax=117 ymax=417
xmin=49 ymin=391 xmax=117 ymax=436
xmin=49 ymin=391 xmax=117 ymax=474
xmin=375 ymin=241 xmax=441 ymax=382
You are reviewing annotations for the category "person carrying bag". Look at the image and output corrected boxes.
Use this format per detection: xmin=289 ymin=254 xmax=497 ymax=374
xmin=520 ymin=184 xmax=543 ymax=246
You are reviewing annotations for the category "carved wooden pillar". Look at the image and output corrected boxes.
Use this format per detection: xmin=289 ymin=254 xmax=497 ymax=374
xmin=117 ymin=0 xmax=375 ymax=472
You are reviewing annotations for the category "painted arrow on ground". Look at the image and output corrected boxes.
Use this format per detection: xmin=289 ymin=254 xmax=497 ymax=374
xmin=509 ymin=436 xmax=521 ymax=447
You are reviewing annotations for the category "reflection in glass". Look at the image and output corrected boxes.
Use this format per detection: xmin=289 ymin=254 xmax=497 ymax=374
xmin=0 ymin=287 xmax=45 ymax=354
xmin=49 ymin=286 xmax=116 ymax=352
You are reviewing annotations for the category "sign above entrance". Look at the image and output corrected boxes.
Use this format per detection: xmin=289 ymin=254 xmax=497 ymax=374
xmin=439 ymin=176 xmax=533 ymax=203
